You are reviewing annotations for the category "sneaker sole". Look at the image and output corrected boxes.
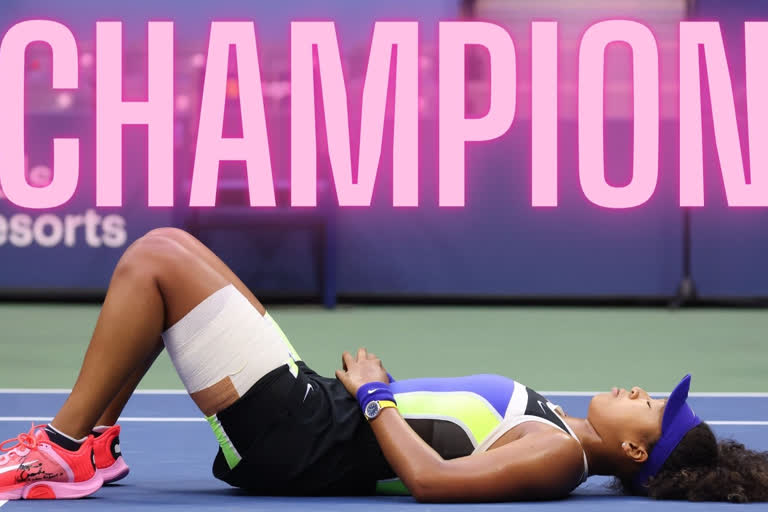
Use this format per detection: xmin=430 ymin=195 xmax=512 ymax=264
xmin=99 ymin=458 xmax=130 ymax=484
xmin=0 ymin=472 xmax=103 ymax=500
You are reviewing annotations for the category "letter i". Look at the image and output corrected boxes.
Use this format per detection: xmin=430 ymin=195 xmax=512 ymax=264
xmin=531 ymin=22 xmax=558 ymax=207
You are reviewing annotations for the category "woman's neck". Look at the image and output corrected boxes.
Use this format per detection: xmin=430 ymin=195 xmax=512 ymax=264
xmin=563 ymin=416 xmax=616 ymax=476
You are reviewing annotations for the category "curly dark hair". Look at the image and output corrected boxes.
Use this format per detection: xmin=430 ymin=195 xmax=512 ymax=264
xmin=616 ymin=422 xmax=768 ymax=502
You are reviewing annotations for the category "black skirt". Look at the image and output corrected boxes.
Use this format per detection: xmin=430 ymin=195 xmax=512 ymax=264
xmin=211 ymin=362 xmax=395 ymax=495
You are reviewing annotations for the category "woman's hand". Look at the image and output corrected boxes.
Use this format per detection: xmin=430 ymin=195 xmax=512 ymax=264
xmin=335 ymin=348 xmax=390 ymax=397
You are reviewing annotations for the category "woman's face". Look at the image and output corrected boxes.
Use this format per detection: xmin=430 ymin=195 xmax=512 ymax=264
xmin=588 ymin=386 xmax=666 ymax=461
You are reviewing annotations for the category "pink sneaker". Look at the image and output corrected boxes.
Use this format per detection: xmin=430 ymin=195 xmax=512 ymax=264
xmin=0 ymin=425 xmax=103 ymax=500
xmin=93 ymin=425 xmax=129 ymax=484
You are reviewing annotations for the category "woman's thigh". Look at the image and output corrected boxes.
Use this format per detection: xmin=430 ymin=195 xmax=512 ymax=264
xmin=143 ymin=227 xmax=267 ymax=315
xmin=133 ymin=234 xmax=299 ymax=416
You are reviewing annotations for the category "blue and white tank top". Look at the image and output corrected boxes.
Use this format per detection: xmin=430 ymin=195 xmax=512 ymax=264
xmin=377 ymin=374 xmax=588 ymax=493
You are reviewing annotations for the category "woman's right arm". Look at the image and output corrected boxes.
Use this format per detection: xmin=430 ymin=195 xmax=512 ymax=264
xmin=336 ymin=348 xmax=585 ymax=502
xmin=367 ymin=407 xmax=584 ymax=502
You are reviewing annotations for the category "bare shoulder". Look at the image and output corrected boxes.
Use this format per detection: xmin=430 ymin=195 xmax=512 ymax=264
xmin=517 ymin=423 xmax=583 ymax=458
xmin=520 ymin=429 xmax=584 ymax=496
xmin=510 ymin=428 xmax=585 ymax=497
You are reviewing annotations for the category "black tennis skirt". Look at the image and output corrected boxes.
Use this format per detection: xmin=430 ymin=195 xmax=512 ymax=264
xmin=211 ymin=361 xmax=395 ymax=495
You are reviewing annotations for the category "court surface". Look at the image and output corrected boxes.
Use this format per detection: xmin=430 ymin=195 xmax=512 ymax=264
xmin=0 ymin=303 xmax=767 ymax=509
xmin=0 ymin=391 xmax=767 ymax=510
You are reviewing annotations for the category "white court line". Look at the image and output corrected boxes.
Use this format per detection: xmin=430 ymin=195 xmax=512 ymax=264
xmin=708 ymin=421 xmax=768 ymax=426
xmin=2 ymin=389 xmax=768 ymax=397
xmin=0 ymin=389 xmax=187 ymax=395
xmin=0 ymin=417 xmax=763 ymax=425
xmin=0 ymin=417 xmax=205 ymax=423
xmin=541 ymin=392 xmax=768 ymax=398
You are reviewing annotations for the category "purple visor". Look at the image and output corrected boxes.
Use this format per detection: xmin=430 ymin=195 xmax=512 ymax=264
xmin=632 ymin=374 xmax=702 ymax=491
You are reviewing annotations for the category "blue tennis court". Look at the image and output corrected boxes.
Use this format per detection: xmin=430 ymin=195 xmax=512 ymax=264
xmin=1 ymin=391 xmax=766 ymax=511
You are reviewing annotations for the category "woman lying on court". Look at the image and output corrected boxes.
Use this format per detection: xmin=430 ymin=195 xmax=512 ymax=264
xmin=1 ymin=228 xmax=767 ymax=503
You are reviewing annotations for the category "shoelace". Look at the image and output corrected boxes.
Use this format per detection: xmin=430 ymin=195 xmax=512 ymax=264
xmin=0 ymin=424 xmax=44 ymax=454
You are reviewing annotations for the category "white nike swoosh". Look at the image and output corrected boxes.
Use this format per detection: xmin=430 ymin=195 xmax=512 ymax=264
xmin=303 ymin=383 xmax=313 ymax=402
xmin=537 ymin=400 xmax=549 ymax=414
xmin=367 ymin=388 xmax=381 ymax=394
xmin=0 ymin=460 xmax=38 ymax=475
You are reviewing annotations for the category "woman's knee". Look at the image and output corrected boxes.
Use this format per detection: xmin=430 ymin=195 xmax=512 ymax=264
xmin=144 ymin=227 xmax=195 ymax=244
xmin=114 ymin=233 xmax=186 ymax=281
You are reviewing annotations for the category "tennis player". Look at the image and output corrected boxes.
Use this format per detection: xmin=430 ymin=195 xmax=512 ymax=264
xmin=1 ymin=228 xmax=765 ymax=502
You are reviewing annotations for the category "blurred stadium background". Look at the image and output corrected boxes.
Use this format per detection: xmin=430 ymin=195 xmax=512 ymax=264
xmin=0 ymin=0 xmax=766 ymax=392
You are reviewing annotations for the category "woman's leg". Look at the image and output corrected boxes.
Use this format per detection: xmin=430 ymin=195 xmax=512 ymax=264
xmin=92 ymin=342 xmax=163 ymax=427
xmin=144 ymin=228 xmax=266 ymax=313
xmin=91 ymin=227 xmax=270 ymax=428
xmin=51 ymin=233 xmax=231 ymax=438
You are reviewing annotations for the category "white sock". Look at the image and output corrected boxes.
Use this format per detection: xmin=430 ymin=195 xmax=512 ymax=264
xmin=92 ymin=425 xmax=111 ymax=434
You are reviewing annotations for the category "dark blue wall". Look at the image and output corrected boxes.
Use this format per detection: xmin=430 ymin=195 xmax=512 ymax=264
xmin=0 ymin=0 xmax=766 ymax=299
xmin=685 ymin=0 xmax=768 ymax=298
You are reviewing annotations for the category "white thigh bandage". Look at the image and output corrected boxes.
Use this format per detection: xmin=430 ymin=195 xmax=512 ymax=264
xmin=162 ymin=284 xmax=297 ymax=395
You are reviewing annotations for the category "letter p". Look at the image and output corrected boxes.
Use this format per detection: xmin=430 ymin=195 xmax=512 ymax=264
xmin=438 ymin=22 xmax=516 ymax=207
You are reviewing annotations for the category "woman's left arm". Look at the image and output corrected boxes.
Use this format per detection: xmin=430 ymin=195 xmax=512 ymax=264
xmin=335 ymin=348 xmax=584 ymax=502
